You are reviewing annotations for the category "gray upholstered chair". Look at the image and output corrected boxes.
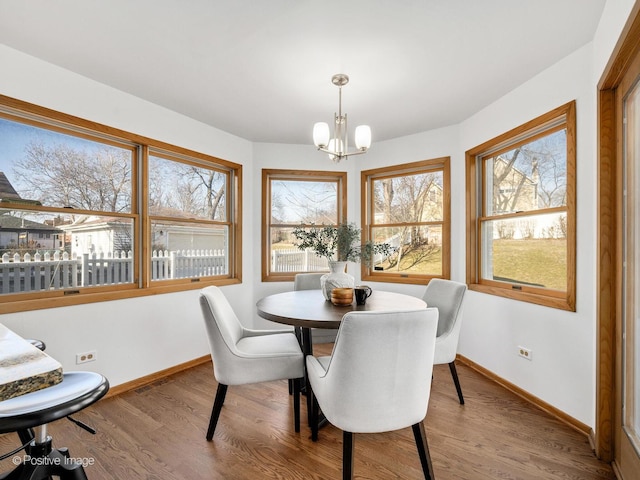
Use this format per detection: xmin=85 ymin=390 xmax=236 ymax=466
xmin=306 ymin=308 xmax=439 ymax=480
xmin=199 ymin=286 xmax=304 ymax=440
xmin=422 ymin=278 xmax=467 ymax=404
xmin=293 ymin=272 xmax=325 ymax=291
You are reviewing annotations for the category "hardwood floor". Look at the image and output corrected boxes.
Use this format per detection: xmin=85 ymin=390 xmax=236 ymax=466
xmin=0 ymin=344 xmax=616 ymax=479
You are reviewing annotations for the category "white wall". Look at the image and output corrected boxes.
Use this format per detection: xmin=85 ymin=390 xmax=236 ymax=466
xmin=0 ymin=45 xmax=255 ymax=387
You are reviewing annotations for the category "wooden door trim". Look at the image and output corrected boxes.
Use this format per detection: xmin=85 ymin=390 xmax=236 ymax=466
xmin=597 ymin=0 xmax=640 ymax=463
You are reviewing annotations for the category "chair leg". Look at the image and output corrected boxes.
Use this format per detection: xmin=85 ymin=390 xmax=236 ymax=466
xmin=293 ymin=378 xmax=301 ymax=433
xmin=343 ymin=431 xmax=354 ymax=480
xmin=448 ymin=361 xmax=464 ymax=405
xmin=206 ymin=383 xmax=228 ymax=441
xmin=310 ymin=389 xmax=319 ymax=442
xmin=412 ymin=422 xmax=435 ymax=480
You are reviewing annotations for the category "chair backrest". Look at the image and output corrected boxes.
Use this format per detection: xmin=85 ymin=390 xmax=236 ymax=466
xmin=317 ymin=308 xmax=439 ymax=433
xmin=293 ymin=273 xmax=324 ymax=291
xmin=422 ymin=279 xmax=467 ymax=338
xmin=199 ymin=286 xmax=246 ymax=383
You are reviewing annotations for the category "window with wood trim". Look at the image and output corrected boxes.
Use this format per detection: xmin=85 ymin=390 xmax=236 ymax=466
xmin=262 ymin=169 xmax=346 ymax=282
xmin=361 ymin=157 xmax=450 ymax=284
xmin=0 ymin=95 xmax=241 ymax=313
xmin=465 ymin=101 xmax=576 ymax=311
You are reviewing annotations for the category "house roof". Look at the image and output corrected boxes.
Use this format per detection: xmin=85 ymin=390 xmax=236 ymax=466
xmin=0 ymin=171 xmax=42 ymax=205
xmin=0 ymin=172 xmax=21 ymax=201
xmin=0 ymin=213 xmax=62 ymax=232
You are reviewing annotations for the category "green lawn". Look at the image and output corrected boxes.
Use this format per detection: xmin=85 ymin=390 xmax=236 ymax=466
xmin=272 ymin=238 xmax=567 ymax=291
xmin=491 ymin=238 xmax=567 ymax=291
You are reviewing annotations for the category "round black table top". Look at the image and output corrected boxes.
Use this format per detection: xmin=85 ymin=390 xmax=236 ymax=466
xmin=256 ymin=289 xmax=427 ymax=329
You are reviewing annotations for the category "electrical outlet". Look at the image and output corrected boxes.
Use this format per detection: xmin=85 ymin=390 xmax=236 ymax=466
xmin=76 ymin=350 xmax=97 ymax=364
xmin=518 ymin=346 xmax=532 ymax=361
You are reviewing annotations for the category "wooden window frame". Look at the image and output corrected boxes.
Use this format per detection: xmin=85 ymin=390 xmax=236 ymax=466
xmin=465 ymin=101 xmax=576 ymax=311
xmin=261 ymin=169 xmax=347 ymax=282
xmin=0 ymin=94 xmax=242 ymax=314
xmin=361 ymin=157 xmax=451 ymax=284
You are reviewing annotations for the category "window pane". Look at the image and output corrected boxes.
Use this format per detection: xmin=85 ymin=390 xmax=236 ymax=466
xmin=0 ymin=208 xmax=134 ymax=294
xmin=149 ymin=155 xmax=227 ymax=221
xmin=373 ymin=172 xmax=443 ymax=224
xmin=269 ymin=226 xmax=329 ymax=273
xmin=0 ymin=117 xmax=132 ymax=213
xmin=481 ymin=212 xmax=567 ymax=290
xmin=372 ymin=225 xmax=442 ymax=275
xmin=271 ymin=180 xmax=337 ymax=225
xmin=485 ymin=129 xmax=567 ymax=216
xmin=151 ymin=220 xmax=228 ymax=279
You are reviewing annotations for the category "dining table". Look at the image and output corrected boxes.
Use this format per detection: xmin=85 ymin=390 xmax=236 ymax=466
xmin=256 ymin=288 xmax=427 ymax=438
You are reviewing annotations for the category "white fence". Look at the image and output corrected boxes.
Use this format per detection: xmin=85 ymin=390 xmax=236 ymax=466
xmin=151 ymin=250 xmax=227 ymax=280
xmin=0 ymin=249 xmax=227 ymax=294
xmin=271 ymin=248 xmax=329 ymax=272
xmin=1 ymin=248 xmax=326 ymax=294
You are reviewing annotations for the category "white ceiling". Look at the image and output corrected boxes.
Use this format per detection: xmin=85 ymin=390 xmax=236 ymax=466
xmin=0 ymin=0 xmax=606 ymax=145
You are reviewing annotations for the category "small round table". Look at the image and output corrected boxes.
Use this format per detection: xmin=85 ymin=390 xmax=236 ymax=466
xmin=256 ymin=289 xmax=427 ymax=333
xmin=256 ymin=289 xmax=427 ymax=436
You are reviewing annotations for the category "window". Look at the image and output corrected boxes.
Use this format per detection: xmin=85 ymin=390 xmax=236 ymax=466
xmin=0 ymin=95 xmax=241 ymax=313
xmin=361 ymin=157 xmax=450 ymax=283
xmin=465 ymin=101 xmax=576 ymax=310
xmin=148 ymin=151 xmax=232 ymax=282
xmin=262 ymin=169 xmax=346 ymax=281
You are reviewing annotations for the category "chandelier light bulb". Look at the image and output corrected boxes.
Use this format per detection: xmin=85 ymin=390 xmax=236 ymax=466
xmin=355 ymin=125 xmax=372 ymax=150
xmin=313 ymin=122 xmax=330 ymax=148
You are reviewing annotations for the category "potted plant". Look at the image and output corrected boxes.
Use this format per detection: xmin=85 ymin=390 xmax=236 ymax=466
xmin=292 ymin=222 xmax=393 ymax=300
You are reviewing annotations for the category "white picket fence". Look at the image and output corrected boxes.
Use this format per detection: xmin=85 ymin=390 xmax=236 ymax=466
xmin=0 ymin=249 xmax=227 ymax=294
xmin=1 ymin=247 xmax=325 ymax=294
xmin=151 ymin=250 xmax=227 ymax=280
xmin=271 ymin=248 xmax=329 ymax=272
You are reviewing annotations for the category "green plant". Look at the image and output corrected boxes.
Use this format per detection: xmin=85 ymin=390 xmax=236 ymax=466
xmin=292 ymin=222 xmax=393 ymax=264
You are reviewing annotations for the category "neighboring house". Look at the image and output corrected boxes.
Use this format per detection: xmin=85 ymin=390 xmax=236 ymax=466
xmin=0 ymin=213 xmax=64 ymax=253
xmin=491 ymin=156 xmax=539 ymax=214
xmin=0 ymin=172 xmax=64 ymax=253
xmin=59 ymin=216 xmax=226 ymax=257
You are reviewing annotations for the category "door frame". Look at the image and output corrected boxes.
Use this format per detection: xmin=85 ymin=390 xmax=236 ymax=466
xmin=597 ymin=0 xmax=640 ymax=467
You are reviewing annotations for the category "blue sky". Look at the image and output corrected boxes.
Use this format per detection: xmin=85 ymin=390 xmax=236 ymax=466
xmin=0 ymin=117 xmax=102 ymax=191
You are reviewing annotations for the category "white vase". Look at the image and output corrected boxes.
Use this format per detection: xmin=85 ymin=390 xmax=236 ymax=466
xmin=320 ymin=261 xmax=355 ymax=301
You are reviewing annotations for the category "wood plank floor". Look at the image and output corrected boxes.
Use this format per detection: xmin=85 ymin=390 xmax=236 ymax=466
xmin=0 ymin=344 xmax=616 ymax=479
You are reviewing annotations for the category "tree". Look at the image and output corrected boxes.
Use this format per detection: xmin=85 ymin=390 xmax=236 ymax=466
xmin=374 ymin=172 xmax=442 ymax=271
xmin=13 ymin=141 xmax=132 ymax=212
xmin=272 ymin=180 xmax=337 ymax=224
xmin=491 ymin=130 xmax=567 ymax=214
xmin=148 ymin=157 xmax=226 ymax=221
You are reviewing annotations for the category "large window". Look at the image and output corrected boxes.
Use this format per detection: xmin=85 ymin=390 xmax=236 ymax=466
xmin=0 ymin=95 xmax=241 ymax=312
xmin=361 ymin=157 xmax=450 ymax=283
xmin=466 ymin=101 xmax=576 ymax=310
xmin=262 ymin=169 xmax=346 ymax=281
xmin=148 ymin=151 xmax=231 ymax=282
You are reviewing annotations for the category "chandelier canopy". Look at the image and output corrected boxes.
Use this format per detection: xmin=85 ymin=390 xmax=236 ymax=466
xmin=312 ymin=74 xmax=371 ymax=163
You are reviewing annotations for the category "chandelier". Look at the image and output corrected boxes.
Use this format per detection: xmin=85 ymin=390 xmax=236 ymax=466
xmin=312 ymin=74 xmax=371 ymax=163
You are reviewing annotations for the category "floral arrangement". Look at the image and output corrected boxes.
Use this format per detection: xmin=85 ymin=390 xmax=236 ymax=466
xmin=292 ymin=222 xmax=393 ymax=264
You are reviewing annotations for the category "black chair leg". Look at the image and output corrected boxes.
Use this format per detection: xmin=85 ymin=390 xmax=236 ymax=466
xmin=343 ymin=431 xmax=354 ymax=480
xmin=293 ymin=378 xmax=301 ymax=432
xmin=448 ymin=361 xmax=464 ymax=405
xmin=206 ymin=383 xmax=228 ymax=441
xmin=412 ymin=422 xmax=435 ymax=480
xmin=310 ymin=389 xmax=319 ymax=442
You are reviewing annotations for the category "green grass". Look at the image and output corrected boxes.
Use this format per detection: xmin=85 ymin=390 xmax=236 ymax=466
xmin=491 ymin=238 xmax=567 ymax=291
xmin=271 ymin=238 xmax=567 ymax=291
